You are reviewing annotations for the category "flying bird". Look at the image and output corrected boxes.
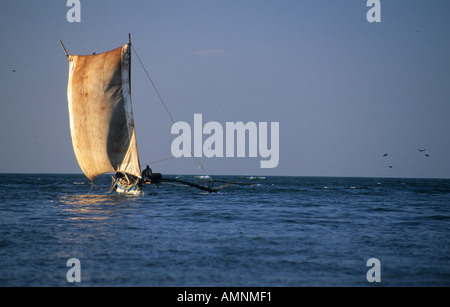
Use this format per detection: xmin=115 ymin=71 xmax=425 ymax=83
xmin=383 ymin=154 xmax=388 ymax=157
xmin=388 ymin=166 xmax=393 ymax=168
xmin=12 ymin=70 xmax=16 ymax=72
xmin=424 ymin=154 xmax=430 ymax=157
xmin=418 ymin=149 xmax=426 ymax=152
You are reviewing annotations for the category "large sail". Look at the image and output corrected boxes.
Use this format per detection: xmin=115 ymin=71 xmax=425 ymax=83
xmin=66 ymin=43 xmax=141 ymax=181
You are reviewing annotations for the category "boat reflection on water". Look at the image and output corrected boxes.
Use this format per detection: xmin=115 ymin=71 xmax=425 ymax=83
xmin=59 ymin=194 xmax=132 ymax=221
xmin=56 ymin=194 xmax=142 ymax=269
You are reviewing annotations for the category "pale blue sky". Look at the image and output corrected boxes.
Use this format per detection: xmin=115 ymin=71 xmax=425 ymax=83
xmin=1 ymin=0 xmax=449 ymax=178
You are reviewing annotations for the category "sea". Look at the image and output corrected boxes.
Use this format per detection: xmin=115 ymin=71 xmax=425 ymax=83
xmin=0 ymin=174 xmax=448 ymax=287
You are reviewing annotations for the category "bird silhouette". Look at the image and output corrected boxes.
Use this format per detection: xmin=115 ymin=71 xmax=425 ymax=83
xmin=424 ymin=154 xmax=430 ymax=157
xmin=383 ymin=154 xmax=388 ymax=157
xmin=418 ymin=149 xmax=426 ymax=152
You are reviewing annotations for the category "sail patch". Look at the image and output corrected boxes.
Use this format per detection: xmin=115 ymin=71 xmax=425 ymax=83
xmin=66 ymin=44 xmax=141 ymax=180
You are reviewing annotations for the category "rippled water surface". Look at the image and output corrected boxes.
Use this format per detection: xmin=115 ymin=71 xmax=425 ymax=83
xmin=0 ymin=174 xmax=449 ymax=286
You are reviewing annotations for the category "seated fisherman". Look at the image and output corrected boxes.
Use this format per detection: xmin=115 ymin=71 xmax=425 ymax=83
xmin=142 ymin=165 xmax=152 ymax=178
xmin=141 ymin=165 xmax=162 ymax=186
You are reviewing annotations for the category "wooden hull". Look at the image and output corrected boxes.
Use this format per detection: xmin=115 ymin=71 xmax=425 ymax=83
xmin=115 ymin=182 xmax=143 ymax=196
xmin=112 ymin=176 xmax=143 ymax=196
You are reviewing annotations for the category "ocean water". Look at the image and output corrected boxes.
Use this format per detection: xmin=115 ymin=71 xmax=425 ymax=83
xmin=0 ymin=174 xmax=448 ymax=287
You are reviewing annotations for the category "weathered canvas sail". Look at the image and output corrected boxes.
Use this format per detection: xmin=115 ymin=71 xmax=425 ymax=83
xmin=66 ymin=44 xmax=141 ymax=181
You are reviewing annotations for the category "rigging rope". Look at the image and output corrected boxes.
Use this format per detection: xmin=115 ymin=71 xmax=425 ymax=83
xmin=131 ymin=43 xmax=212 ymax=181
xmin=145 ymin=156 xmax=176 ymax=166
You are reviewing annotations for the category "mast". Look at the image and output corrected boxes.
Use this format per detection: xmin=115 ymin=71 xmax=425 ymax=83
xmin=59 ymin=40 xmax=69 ymax=59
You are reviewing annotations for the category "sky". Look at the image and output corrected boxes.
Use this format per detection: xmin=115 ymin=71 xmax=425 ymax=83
xmin=0 ymin=0 xmax=449 ymax=178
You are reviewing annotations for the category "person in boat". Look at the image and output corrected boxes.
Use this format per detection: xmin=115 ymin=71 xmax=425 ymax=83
xmin=115 ymin=171 xmax=139 ymax=185
xmin=141 ymin=165 xmax=162 ymax=186
xmin=142 ymin=165 xmax=152 ymax=178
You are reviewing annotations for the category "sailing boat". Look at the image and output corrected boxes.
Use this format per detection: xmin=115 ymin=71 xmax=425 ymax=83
xmin=60 ymin=35 xmax=252 ymax=195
